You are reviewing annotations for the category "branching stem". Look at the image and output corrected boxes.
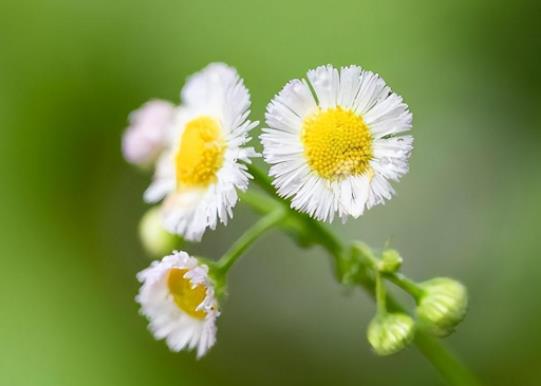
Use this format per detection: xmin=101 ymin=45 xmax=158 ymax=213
xmin=215 ymin=207 xmax=287 ymax=275
xmin=243 ymin=164 xmax=482 ymax=386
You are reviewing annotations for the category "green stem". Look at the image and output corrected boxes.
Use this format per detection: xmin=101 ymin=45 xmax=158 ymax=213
xmin=245 ymin=164 xmax=344 ymax=258
xmin=246 ymin=164 xmax=482 ymax=386
xmin=247 ymin=163 xmax=278 ymax=197
xmin=215 ymin=207 xmax=287 ymax=275
xmin=415 ymin=332 xmax=482 ymax=386
xmin=375 ymin=271 xmax=387 ymax=316
xmin=386 ymin=272 xmax=425 ymax=301
xmin=350 ymin=243 xmax=425 ymax=302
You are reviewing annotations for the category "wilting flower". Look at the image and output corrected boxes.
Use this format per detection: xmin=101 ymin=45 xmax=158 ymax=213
xmin=136 ymin=251 xmax=219 ymax=358
xmin=144 ymin=63 xmax=258 ymax=241
xmin=261 ymin=65 xmax=413 ymax=222
xmin=122 ymin=100 xmax=175 ymax=167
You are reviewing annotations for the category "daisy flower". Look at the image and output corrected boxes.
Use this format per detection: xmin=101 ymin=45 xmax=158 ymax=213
xmin=144 ymin=63 xmax=258 ymax=241
xmin=261 ymin=65 xmax=413 ymax=222
xmin=136 ymin=251 xmax=219 ymax=358
xmin=122 ymin=100 xmax=175 ymax=167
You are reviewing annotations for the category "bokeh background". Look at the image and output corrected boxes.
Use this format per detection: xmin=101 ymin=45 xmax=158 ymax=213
xmin=1 ymin=0 xmax=540 ymax=385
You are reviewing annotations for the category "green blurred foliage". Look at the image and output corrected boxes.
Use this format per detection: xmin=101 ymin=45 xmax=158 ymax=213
xmin=0 ymin=0 xmax=540 ymax=385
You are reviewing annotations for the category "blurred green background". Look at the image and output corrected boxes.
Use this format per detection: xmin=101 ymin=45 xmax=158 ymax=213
xmin=1 ymin=0 xmax=540 ymax=385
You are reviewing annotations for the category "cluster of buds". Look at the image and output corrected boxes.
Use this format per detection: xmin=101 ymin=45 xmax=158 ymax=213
xmin=358 ymin=247 xmax=468 ymax=356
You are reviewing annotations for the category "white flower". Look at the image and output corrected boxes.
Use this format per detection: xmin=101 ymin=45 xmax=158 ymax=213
xmin=122 ymin=100 xmax=175 ymax=167
xmin=261 ymin=65 xmax=413 ymax=222
xmin=136 ymin=251 xmax=219 ymax=358
xmin=144 ymin=63 xmax=258 ymax=241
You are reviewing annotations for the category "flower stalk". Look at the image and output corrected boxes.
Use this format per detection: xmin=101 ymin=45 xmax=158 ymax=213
xmin=243 ymin=164 xmax=482 ymax=386
xmin=385 ymin=272 xmax=425 ymax=301
xmin=213 ymin=207 xmax=288 ymax=277
xmin=375 ymin=271 xmax=387 ymax=316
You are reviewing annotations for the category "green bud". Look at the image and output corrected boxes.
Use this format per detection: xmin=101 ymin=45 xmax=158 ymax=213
xmin=138 ymin=207 xmax=182 ymax=257
xmin=379 ymin=249 xmax=403 ymax=273
xmin=416 ymin=278 xmax=468 ymax=337
xmin=367 ymin=313 xmax=415 ymax=356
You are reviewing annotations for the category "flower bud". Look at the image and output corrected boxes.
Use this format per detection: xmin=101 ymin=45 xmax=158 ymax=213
xmin=139 ymin=207 xmax=182 ymax=257
xmin=367 ymin=313 xmax=415 ymax=356
xmin=122 ymin=100 xmax=175 ymax=167
xmin=416 ymin=278 xmax=468 ymax=337
xmin=379 ymin=249 xmax=403 ymax=273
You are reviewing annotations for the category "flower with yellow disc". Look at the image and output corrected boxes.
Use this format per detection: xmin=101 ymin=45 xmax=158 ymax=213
xmin=136 ymin=251 xmax=219 ymax=358
xmin=144 ymin=63 xmax=258 ymax=240
xmin=261 ymin=65 xmax=413 ymax=221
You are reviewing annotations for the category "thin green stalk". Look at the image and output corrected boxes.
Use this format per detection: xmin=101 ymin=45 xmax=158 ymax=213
xmin=245 ymin=164 xmax=344 ymax=258
xmin=215 ymin=207 xmax=287 ymax=275
xmin=247 ymin=163 xmax=279 ymax=197
xmin=386 ymin=272 xmax=425 ymax=301
xmin=375 ymin=271 xmax=387 ymax=316
xmin=246 ymin=164 xmax=482 ymax=386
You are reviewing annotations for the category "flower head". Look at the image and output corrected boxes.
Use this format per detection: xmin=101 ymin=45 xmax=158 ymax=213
xmin=122 ymin=100 xmax=175 ymax=167
xmin=136 ymin=251 xmax=219 ymax=358
xmin=144 ymin=63 xmax=258 ymax=241
xmin=261 ymin=65 xmax=413 ymax=222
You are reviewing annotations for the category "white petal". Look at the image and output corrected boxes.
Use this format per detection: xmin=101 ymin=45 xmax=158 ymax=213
xmin=307 ymin=65 xmax=340 ymax=109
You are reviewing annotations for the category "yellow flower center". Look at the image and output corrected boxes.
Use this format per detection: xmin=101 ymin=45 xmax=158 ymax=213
xmin=167 ymin=268 xmax=207 ymax=320
xmin=301 ymin=107 xmax=373 ymax=181
xmin=175 ymin=116 xmax=226 ymax=188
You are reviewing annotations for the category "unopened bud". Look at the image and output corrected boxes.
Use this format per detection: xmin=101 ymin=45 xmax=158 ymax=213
xmin=367 ymin=313 xmax=415 ymax=356
xmin=122 ymin=100 xmax=175 ymax=167
xmin=139 ymin=208 xmax=182 ymax=257
xmin=379 ymin=249 xmax=403 ymax=273
xmin=417 ymin=278 xmax=468 ymax=337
